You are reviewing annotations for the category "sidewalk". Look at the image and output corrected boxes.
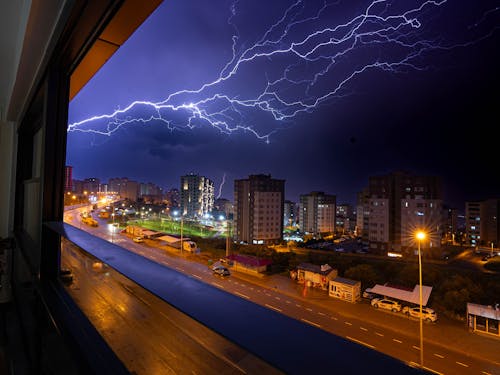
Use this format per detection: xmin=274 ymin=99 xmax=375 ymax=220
xmin=232 ymin=270 xmax=500 ymax=368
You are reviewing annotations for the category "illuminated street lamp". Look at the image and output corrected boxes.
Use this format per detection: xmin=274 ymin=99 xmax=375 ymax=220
xmin=416 ymin=230 xmax=426 ymax=368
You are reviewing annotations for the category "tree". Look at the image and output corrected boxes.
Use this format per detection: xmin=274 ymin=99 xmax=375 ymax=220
xmin=344 ymin=264 xmax=381 ymax=289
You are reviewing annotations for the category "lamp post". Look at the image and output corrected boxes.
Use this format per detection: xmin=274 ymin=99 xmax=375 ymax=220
xmin=226 ymin=219 xmax=231 ymax=257
xmin=416 ymin=230 xmax=426 ymax=368
xmin=180 ymin=215 xmax=184 ymax=254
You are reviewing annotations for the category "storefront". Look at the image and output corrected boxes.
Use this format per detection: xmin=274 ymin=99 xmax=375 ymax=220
xmin=467 ymin=303 xmax=500 ymax=337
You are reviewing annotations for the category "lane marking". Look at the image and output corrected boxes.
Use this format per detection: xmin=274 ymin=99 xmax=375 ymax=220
xmin=392 ymin=338 xmax=403 ymax=344
xmin=481 ymin=371 xmax=492 ymax=375
xmin=422 ymin=366 xmax=444 ymax=375
xmin=286 ymin=300 xmax=291 ymax=304
xmin=265 ymin=304 xmax=282 ymax=313
xmin=211 ymin=282 xmax=224 ymax=288
xmin=301 ymin=319 xmax=321 ymax=328
xmin=265 ymin=293 xmax=272 ymax=297
xmin=318 ymin=312 xmax=326 ymax=316
xmin=296 ymin=304 xmax=302 ymax=308
xmin=433 ymin=353 xmax=444 ymax=359
xmin=175 ymin=267 xmax=184 ymax=272
xmin=456 ymin=361 xmax=469 ymax=368
xmin=375 ymin=332 xmax=384 ymax=337
xmin=275 ymin=297 xmax=281 ymax=301
xmin=249 ymin=287 xmax=254 ymax=290
xmin=346 ymin=336 xmax=375 ymax=349
xmin=331 ymin=317 xmax=338 ymax=321
xmin=360 ymin=327 xmax=368 ymax=332
xmin=235 ymin=291 xmax=250 ymax=300
xmin=306 ymin=308 xmax=313 ymax=312
xmin=191 ymin=274 xmax=202 ymax=280
xmin=159 ymin=343 xmax=178 ymax=359
xmin=344 ymin=321 xmax=353 ymax=326
xmin=412 ymin=346 xmax=420 ymax=350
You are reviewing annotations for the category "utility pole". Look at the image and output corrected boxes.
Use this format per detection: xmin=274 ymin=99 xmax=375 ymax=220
xmin=226 ymin=220 xmax=231 ymax=257
xmin=180 ymin=216 xmax=183 ymax=254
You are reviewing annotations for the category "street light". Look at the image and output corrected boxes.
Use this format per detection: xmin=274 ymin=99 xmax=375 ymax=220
xmin=226 ymin=219 xmax=231 ymax=257
xmin=416 ymin=230 xmax=426 ymax=368
xmin=180 ymin=215 xmax=184 ymax=254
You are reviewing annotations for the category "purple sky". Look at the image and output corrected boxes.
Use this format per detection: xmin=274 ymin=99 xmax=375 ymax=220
xmin=66 ymin=0 xmax=499 ymax=209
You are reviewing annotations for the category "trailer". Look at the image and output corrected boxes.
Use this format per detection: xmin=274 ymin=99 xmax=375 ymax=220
xmin=157 ymin=234 xmax=200 ymax=253
xmin=329 ymin=277 xmax=361 ymax=303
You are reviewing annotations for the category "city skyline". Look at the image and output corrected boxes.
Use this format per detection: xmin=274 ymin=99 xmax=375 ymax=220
xmin=66 ymin=0 xmax=499 ymax=209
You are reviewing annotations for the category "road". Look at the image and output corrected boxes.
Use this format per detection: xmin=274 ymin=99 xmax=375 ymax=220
xmin=61 ymin=238 xmax=282 ymax=375
xmin=62 ymin=207 xmax=500 ymax=375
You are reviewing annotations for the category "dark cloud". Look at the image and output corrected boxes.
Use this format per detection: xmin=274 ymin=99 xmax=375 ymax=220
xmin=67 ymin=0 xmax=499 ymax=209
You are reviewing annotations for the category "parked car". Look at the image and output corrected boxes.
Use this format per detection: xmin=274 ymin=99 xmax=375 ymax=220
xmin=133 ymin=236 xmax=144 ymax=243
xmin=402 ymin=306 xmax=438 ymax=322
xmin=371 ymin=298 xmax=402 ymax=312
xmin=362 ymin=289 xmax=378 ymax=299
xmin=213 ymin=266 xmax=230 ymax=277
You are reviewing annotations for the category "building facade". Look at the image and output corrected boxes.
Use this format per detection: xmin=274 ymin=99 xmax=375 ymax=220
xmin=466 ymin=199 xmax=500 ymax=248
xmin=234 ymin=174 xmax=285 ymax=244
xmin=64 ymin=166 xmax=73 ymax=192
xmin=299 ymin=192 xmax=336 ymax=237
xmin=108 ymin=177 xmax=139 ymax=201
xmin=83 ymin=177 xmax=100 ymax=194
xmin=358 ymin=171 xmax=443 ymax=253
xmin=336 ymin=203 xmax=355 ymax=235
xmin=180 ymin=174 xmax=214 ymax=218
xmin=284 ymin=200 xmax=298 ymax=227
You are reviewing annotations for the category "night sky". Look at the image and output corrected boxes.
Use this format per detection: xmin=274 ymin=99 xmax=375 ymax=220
xmin=66 ymin=0 xmax=499 ymax=210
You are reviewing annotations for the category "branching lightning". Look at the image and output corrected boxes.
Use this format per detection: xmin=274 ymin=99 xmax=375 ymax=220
xmin=67 ymin=0 xmax=497 ymax=143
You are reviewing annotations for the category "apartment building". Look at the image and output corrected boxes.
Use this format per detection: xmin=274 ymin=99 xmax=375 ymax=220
xmin=466 ymin=199 xmax=500 ymax=248
xmin=359 ymin=171 xmax=443 ymax=253
xmin=180 ymin=174 xmax=214 ymax=218
xmin=108 ymin=177 xmax=139 ymax=201
xmin=234 ymin=174 xmax=284 ymax=244
xmin=299 ymin=192 xmax=336 ymax=237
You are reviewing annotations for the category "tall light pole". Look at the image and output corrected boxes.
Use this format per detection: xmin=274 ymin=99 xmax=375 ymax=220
xmin=180 ymin=215 xmax=184 ymax=254
xmin=416 ymin=230 xmax=426 ymax=368
xmin=226 ymin=219 xmax=231 ymax=257
xmin=111 ymin=212 xmax=115 ymax=243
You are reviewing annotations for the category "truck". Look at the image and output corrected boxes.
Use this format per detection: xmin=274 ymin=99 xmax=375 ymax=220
xmin=157 ymin=234 xmax=200 ymax=253
xmin=82 ymin=216 xmax=98 ymax=227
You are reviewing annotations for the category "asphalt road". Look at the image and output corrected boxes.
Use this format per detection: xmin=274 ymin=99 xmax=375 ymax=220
xmin=61 ymin=239 xmax=282 ymax=375
xmin=62 ymin=208 xmax=500 ymax=375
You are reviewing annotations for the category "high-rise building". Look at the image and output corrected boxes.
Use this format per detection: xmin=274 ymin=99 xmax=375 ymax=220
xmin=164 ymin=188 xmax=180 ymax=207
xmin=443 ymin=206 xmax=459 ymax=244
xmin=299 ymin=192 xmax=336 ymax=237
xmin=64 ymin=165 xmax=73 ymax=192
xmin=336 ymin=203 xmax=355 ymax=234
xmin=356 ymin=188 xmax=370 ymax=240
xmin=359 ymin=171 xmax=443 ymax=253
xmin=284 ymin=200 xmax=298 ymax=227
xmin=180 ymin=174 xmax=214 ymax=218
xmin=108 ymin=177 xmax=139 ymax=201
xmin=466 ymin=199 xmax=500 ymax=248
xmin=83 ymin=177 xmax=100 ymax=194
xmin=234 ymin=174 xmax=285 ymax=244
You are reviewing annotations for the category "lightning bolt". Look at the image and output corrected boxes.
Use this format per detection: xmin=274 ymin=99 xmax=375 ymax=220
xmin=216 ymin=173 xmax=227 ymax=200
xmin=68 ymin=0 xmax=497 ymax=142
